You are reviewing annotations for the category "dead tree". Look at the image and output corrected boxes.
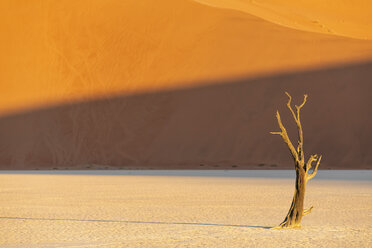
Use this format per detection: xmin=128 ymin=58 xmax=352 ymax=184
xmin=270 ymin=92 xmax=322 ymax=228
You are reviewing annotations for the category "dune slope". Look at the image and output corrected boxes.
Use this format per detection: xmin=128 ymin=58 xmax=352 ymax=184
xmin=0 ymin=0 xmax=372 ymax=169
xmin=1 ymin=0 xmax=372 ymax=115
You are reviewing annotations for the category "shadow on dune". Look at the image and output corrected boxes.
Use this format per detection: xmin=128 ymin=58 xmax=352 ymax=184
xmin=0 ymin=60 xmax=371 ymax=169
xmin=0 ymin=216 xmax=271 ymax=229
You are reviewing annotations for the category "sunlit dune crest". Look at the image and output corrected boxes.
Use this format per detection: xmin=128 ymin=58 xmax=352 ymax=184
xmin=1 ymin=0 xmax=372 ymax=115
xmin=194 ymin=0 xmax=372 ymax=40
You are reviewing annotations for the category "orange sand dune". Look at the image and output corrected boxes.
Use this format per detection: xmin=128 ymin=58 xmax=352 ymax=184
xmin=1 ymin=0 xmax=372 ymax=115
xmin=0 ymin=0 xmax=372 ymax=169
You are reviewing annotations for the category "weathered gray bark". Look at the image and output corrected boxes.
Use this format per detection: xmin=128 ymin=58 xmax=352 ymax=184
xmin=271 ymin=92 xmax=321 ymax=229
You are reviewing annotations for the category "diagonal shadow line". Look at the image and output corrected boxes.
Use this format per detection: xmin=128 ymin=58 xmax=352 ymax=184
xmin=0 ymin=216 xmax=271 ymax=229
xmin=0 ymin=60 xmax=372 ymax=170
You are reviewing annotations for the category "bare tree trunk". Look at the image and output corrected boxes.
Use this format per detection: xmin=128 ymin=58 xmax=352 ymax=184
xmin=271 ymin=92 xmax=321 ymax=229
xmin=278 ymin=168 xmax=306 ymax=228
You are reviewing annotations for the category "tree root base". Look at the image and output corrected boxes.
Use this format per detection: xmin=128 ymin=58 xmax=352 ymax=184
xmin=271 ymin=220 xmax=302 ymax=229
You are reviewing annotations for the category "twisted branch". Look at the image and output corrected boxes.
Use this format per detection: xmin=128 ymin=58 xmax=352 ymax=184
xmin=271 ymin=92 xmax=321 ymax=175
xmin=271 ymin=92 xmax=308 ymax=167
xmin=307 ymin=155 xmax=322 ymax=180
xmin=305 ymin=154 xmax=318 ymax=172
xmin=285 ymin=92 xmax=298 ymax=123
xmin=295 ymin=94 xmax=308 ymax=121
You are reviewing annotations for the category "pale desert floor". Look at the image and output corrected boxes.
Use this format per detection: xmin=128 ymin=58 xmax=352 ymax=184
xmin=0 ymin=170 xmax=371 ymax=248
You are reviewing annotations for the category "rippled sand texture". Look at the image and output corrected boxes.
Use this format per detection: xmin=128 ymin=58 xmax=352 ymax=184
xmin=1 ymin=173 xmax=371 ymax=247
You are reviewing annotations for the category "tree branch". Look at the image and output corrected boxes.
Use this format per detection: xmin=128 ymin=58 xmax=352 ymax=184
xmin=270 ymin=111 xmax=298 ymax=162
xmin=284 ymin=92 xmax=308 ymax=163
xmin=285 ymin=92 xmax=298 ymax=122
xmin=305 ymin=154 xmax=318 ymax=172
xmin=303 ymin=206 xmax=313 ymax=216
xmin=307 ymin=155 xmax=322 ymax=180
xmin=295 ymin=94 xmax=307 ymax=162
xmin=295 ymin=94 xmax=308 ymax=122
xmin=270 ymin=132 xmax=282 ymax=135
